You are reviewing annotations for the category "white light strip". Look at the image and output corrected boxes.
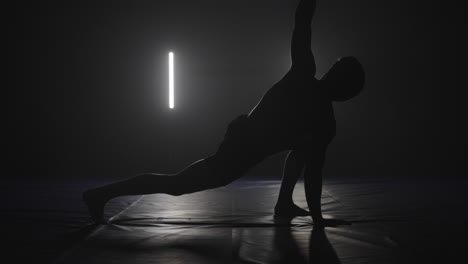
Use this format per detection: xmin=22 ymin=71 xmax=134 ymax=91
xmin=169 ymin=52 xmax=174 ymax=109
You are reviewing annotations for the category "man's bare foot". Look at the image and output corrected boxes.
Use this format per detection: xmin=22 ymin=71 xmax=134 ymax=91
xmin=274 ymin=202 xmax=310 ymax=217
xmin=83 ymin=189 xmax=107 ymax=224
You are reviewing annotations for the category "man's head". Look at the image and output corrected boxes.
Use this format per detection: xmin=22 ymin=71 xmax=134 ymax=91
xmin=320 ymin=56 xmax=365 ymax=102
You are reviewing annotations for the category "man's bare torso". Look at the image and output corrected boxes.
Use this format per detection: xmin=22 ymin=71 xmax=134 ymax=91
xmin=247 ymin=68 xmax=336 ymax=152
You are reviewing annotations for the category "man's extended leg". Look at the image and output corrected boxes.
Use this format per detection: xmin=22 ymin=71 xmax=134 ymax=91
xmin=291 ymin=0 xmax=317 ymax=73
xmin=83 ymin=156 xmax=239 ymax=223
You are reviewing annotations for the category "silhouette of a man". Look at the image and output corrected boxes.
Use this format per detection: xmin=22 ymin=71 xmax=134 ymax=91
xmin=84 ymin=0 xmax=365 ymax=226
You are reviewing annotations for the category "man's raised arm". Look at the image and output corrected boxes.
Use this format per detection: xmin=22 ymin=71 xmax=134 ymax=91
xmin=291 ymin=0 xmax=317 ymax=72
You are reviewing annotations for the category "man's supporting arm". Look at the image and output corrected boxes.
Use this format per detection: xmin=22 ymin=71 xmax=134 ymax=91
xmin=304 ymin=146 xmax=352 ymax=227
xmin=303 ymin=149 xmax=325 ymax=223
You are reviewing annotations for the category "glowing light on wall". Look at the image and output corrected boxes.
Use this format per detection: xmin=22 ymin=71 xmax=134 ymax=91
xmin=169 ymin=52 xmax=174 ymax=109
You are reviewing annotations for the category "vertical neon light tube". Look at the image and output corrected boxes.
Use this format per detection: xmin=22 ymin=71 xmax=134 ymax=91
xmin=169 ymin=52 xmax=174 ymax=109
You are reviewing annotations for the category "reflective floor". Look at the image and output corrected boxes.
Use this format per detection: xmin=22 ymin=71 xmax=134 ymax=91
xmin=3 ymin=177 xmax=467 ymax=263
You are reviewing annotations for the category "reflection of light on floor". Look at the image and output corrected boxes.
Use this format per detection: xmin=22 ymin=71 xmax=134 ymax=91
xmin=47 ymin=178 xmax=459 ymax=263
xmin=169 ymin=52 xmax=174 ymax=109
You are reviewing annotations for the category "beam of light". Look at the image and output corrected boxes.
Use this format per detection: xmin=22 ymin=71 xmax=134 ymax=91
xmin=169 ymin=52 xmax=174 ymax=109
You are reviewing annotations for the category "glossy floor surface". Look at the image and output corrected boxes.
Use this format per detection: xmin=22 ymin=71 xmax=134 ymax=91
xmin=3 ymin=177 xmax=467 ymax=263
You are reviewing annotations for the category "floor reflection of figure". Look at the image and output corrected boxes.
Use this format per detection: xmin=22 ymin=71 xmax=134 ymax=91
xmin=271 ymin=220 xmax=308 ymax=264
xmin=84 ymin=0 xmax=365 ymax=226
xmin=269 ymin=218 xmax=341 ymax=264
xmin=309 ymin=228 xmax=341 ymax=264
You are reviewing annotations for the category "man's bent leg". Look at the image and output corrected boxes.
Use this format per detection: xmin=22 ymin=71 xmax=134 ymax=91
xmin=275 ymin=150 xmax=310 ymax=216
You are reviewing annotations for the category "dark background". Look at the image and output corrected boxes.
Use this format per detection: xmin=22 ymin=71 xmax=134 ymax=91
xmin=5 ymin=0 xmax=465 ymax=179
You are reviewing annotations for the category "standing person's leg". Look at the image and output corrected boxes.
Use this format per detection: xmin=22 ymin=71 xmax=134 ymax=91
xmin=291 ymin=0 xmax=317 ymax=73
xmin=275 ymin=150 xmax=309 ymax=216
xmin=83 ymin=156 xmax=239 ymax=223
